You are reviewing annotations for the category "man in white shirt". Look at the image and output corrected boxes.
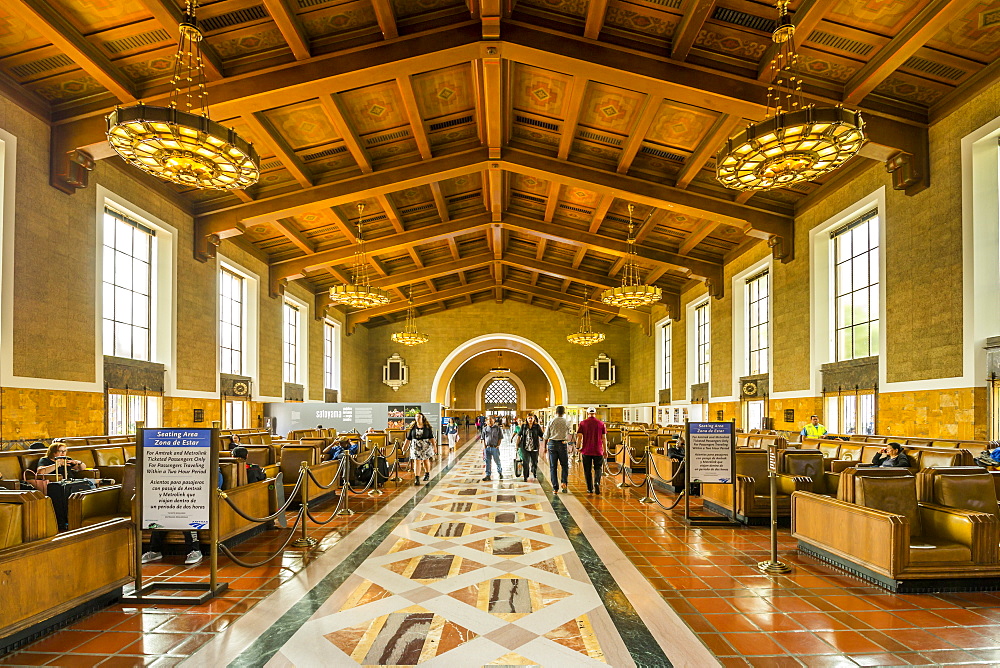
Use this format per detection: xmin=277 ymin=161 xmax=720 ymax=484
xmin=543 ymin=405 xmax=572 ymax=493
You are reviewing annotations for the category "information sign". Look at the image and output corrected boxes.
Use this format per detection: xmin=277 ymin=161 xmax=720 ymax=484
xmin=140 ymin=428 xmax=213 ymax=531
xmin=688 ymin=422 xmax=735 ymax=484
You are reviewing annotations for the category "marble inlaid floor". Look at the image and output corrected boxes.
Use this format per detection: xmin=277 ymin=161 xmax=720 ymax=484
xmin=259 ymin=444 xmax=637 ymax=667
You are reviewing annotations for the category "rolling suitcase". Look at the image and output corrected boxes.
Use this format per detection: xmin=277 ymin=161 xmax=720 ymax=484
xmin=513 ymin=457 xmax=523 ymax=479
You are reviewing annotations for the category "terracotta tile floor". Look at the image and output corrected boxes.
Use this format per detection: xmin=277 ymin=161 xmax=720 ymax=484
xmin=9 ymin=446 xmax=1000 ymax=666
xmin=577 ymin=460 xmax=1000 ymax=667
xmin=3 ymin=467 xmax=418 ymax=668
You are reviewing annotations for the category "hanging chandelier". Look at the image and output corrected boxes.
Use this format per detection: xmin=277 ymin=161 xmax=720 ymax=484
xmin=490 ymin=350 xmax=510 ymax=375
xmin=567 ymin=303 xmax=605 ymax=346
xmin=716 ymin=0 xmax=865 ymax=191
xmin=106 ymin=0 xmax=259 ymax=190
xmin=601 ymin=204 xmax=662 ymax=309
xmin=329 ymin=203 xmax=393 ymax=309
xmin=391 ymin=287 xmax=429 ymax=346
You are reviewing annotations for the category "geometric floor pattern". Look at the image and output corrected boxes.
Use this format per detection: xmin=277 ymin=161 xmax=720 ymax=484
xmin=265 ymin=443 xmax=635 ymax=666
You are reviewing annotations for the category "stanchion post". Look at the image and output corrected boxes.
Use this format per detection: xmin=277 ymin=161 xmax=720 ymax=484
xmin=638 ymin=467 xmax=654 ymax=504
xmin=292 ymin=461 xmax=317 ymax=547
xmin=616 ymin=437 xmax=630 ymax=489
xmin=758 ymin=445 xmax=792 ymax=574
xmin=336 ymin=456 xmax=355 ymax=516
xmin=369 ymin=446 xmax=384 ymax=497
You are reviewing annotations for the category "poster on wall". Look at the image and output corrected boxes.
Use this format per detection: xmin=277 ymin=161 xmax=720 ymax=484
xmin=140 ymin=428 xmax=213 ymax=530
xmin=687 ymin=422 xmax=735 ymax=484
xmin=266 ymin=402 xmax=441 ymax=436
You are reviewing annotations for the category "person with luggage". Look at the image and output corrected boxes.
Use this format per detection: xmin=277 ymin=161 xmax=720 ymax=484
xmin=516 ymin=414 xmax=543 ymax=482
xmin=37 ymin=441 xmax=86 ymax=477
xmin=406 ymin=412 xmax=436 ymax=485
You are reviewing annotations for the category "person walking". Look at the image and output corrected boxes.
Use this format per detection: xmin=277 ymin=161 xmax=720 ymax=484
xmin=447 ymin=419 xmax=459 ymax=451
xmin=481 ymin=416 xmax=504 ymax=482
xmin=543 ymin=405 xmax=571 ymax=493
xmin=516 ymin=414 xmax=544 ymax=482
xmin=405 ymin=412 xmax=436 ymax=485
xmin=576 ymin=407 xmax=607 ymax=495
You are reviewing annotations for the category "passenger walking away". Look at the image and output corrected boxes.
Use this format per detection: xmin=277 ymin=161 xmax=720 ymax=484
xmin=577 ymin=407 xmax=607 ymax=495
xmin=544 ymin=406 xmax=571 ymax=493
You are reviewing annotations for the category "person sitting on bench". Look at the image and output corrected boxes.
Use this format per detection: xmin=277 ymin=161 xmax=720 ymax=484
xmin=871 ymin=442 xmax=911 ymax=468
xmin=37 ymin=441 xmax=86 ymax=478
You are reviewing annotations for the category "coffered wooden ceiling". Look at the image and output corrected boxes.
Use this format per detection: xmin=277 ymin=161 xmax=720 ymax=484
xmin=4 ymin=0 xmax=998 ymax=328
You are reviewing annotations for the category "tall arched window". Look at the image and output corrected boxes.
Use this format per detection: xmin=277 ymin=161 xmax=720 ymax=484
xmin=484 ymin=378 xmax=517 ymax=406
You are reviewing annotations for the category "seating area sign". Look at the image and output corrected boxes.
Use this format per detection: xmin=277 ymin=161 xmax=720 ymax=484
xmin=687 ymin=422 xmax=735 ymax=484
xmin=140 ymin=428 xmax=213 ymax=531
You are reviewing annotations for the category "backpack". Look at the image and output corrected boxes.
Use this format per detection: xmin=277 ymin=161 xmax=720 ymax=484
xmin=246 ymin=463 xmax=267 ymax=483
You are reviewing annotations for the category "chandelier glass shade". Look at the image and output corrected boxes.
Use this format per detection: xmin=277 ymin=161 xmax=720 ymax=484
xmin=601 ymin=204 xmax=662 ymax=309
xmin=567 ymin=305 xmax=605 ymax=346
xmin=490 ymin=350 xmax=510 ymax=375
xmin=329 ymin=203 xmax=392 ymax=310
xmin=106 ymin=0 xmax=259 ymax=190
xmin=391 ymin=290 xmax=429 ymax=346
xmin=715 ymin=0 xmax=865 ymax=192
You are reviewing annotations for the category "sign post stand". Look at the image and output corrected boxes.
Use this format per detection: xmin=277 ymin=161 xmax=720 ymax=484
xmin=684 ymin=419 xmax=740 ymax=526
xmin=123 ymin=425 xmax=228 ymax=604
xmin=758 ymin=444 xmax=793 ymax=574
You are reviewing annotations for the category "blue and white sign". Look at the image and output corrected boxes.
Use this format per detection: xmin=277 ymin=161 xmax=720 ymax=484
xmin=688 ymin=422 xmax=734 ymax=484
xmin=140 ymin=428 xmax=213 ymax=531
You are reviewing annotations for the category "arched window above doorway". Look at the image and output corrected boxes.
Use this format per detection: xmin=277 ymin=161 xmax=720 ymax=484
xmin=484 ymin=378 xmax=517 ymax=404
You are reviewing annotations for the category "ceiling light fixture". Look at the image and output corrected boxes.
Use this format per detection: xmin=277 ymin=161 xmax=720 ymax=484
xmin=567 ymin=302 xmax=606 ymax=346
xmin=329 ymin=203 xmax=393 ymax=309
xmin=391 ymin=286 xmax=429 ymax=346
xmin=106 ymin=0 xmax=259 ymax=191
xmin=490 ymin=350 xmax=511 ymax=375
xmin=601 ymin=204 xmax=662 ymax=309
xmin=716 ymin=0 xmax=865 ymax=192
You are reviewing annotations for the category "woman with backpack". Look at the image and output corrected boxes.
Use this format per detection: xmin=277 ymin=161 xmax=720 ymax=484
xmin=515 ymin=414 xmax=544 ymax=482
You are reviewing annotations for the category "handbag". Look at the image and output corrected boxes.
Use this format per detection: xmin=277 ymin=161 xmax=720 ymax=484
xmin=22 ymin=469 xmax=48 ymax=494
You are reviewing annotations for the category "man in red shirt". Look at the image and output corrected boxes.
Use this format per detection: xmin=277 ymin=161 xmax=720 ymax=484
xmin=576 ymin=407 xmax=607 ymax=495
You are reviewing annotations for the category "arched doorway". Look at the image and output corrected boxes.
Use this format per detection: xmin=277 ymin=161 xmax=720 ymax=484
xmin=483 ymin=377 xmax=518 ymax=421
xmin=431 ymin=334 xmax=567 ymax=407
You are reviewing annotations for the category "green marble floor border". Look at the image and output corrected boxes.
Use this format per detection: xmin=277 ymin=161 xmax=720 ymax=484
xmin=227 ymin=442 xmax=476 ymax=668
xmin=539 ymin=474 xmax=674 ymax=668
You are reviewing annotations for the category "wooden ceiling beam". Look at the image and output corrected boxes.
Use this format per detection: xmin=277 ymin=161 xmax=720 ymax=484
xmin=500 ymin=254 xmax=622 ymax=290
xmin=617 ymin=97 xmax=661 ymax=175
xmin=137 ymin=0 xmax=224 ymax=79
xmin=487 ymin=167 xmax=503 ymax=221
xmin=583 ymin=0 xmax=609 ymax=40
xmin=674 ymin=114 xmax=744 ymax=189
xmin=325 ymin=266 xmax=354 ymax=285
xmin=503 ymin=214 xmax=722 ymax=293
xmin=671 ymin=0 xmax=716 ymax=62
xmin=645 ymin=266 xmax=668 ymax=284
xmin=371 ymin=0 xmax=399 ymax=39
xmin=557 ymin=76 xmax=589 ymax=160
xmin=844 ymin=0 xmax=969 ymax=106
xmin=608 ymin=257 xmax=627 ymax=277
xmin=368 ymin=256 xmax=389 ymax=276
xmin=197 ymin=147 xmax=489 ymax=232
xmin=348 ymin=279 xmax=496 ymax=327
xmin=262 ymin=0 xmax=311 ymax=60
xmin=430 ymin=182 xmax=451 ymax=221
xmin=274 ymin=219 xmax=316 ymax=254
xmin=319 ymin=94 xmax=372 ymax=173
xmin=482 ymin=51 xmax=502 ymax=158
xmin=448 ymin=236 xmax=461 ymax=260
xmin=634 ymin=208 xmax=666 ymax=245
xmin=543 ymin=180 xmax=560 ymax=223
xmin=504 ymin=280 xmax=649 ymax=326
xmin=376 ymin=193 xmax=406 ymax=233
xmin=329 ymin=207 xmax=360 ymax=241
xmin=501 ymin=148 xmax=793 ymax=254
xmin=756 ymin=0 xmax=825 ymax=81
xmin=678 ymin=219 xmax=721 ymax=255
xmin=397 ymin=75 xmax=433 ymax=160
xmin=535 ymin=238 xmax=547 ymax=261
xmin=571 ymin=247 xmax=588 ymax=268
xmin=8 ymin=0 xmax=136 ymax=103
xmin=271 ymin=213 xmax=493 ymax=286
xmin=409 ymin=248 xmax=426 ymax=268
xmin=241 ymin=112 xmax=312 ymax=188
xmin=491 ymin=224 xmax=504 ymax=259
xmin=589 ymin=196 xmax=614 ymax=234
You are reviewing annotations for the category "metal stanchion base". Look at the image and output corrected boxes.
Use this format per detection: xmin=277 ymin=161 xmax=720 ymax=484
xmin=336 ymin=508 xmax=356 ymax=516
xmin=616 ymin=481 xmax=629 ymax=488
xmin=122 ymin=582 xmax=228 ymax=605
xmin=758 ymin=560 xmax=793 ymax=574
xmin=368 ymin=489 xmax=384 ymax=496
xmin=638 ymin=495 xmax=655 ymax=504
xmin=292 ymin=537 xmax=318 ymax=547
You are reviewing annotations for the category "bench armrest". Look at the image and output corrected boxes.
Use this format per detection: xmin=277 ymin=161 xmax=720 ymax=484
xmin=919 ymin=502 xmax=1000 ymax=564
xmin=67 ymin=486 xmax=123 ymax=530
